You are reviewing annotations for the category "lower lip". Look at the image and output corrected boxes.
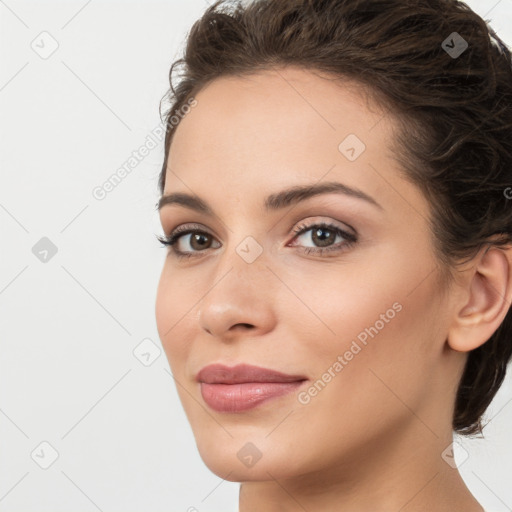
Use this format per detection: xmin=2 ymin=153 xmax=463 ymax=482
xmin=200 ymin=381 xmax=306 ymax=412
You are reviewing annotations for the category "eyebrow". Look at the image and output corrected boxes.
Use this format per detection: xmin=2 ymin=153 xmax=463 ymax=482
xmin=157 ymin=181 xmax=383 ymax=214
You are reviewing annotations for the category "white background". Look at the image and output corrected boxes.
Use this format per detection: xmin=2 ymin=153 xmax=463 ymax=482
xmin=0 ymin=1 xmax=511 ymax=511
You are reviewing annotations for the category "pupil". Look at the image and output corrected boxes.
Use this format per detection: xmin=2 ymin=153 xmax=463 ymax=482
xmin=314 ymin=228 xmax=333 ymax=247
xmin=192 ymin=233 xmax=210 ymax=249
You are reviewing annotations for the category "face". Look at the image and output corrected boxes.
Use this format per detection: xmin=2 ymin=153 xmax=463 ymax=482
xmin=155 ymin=66 xmax=461 ymax=484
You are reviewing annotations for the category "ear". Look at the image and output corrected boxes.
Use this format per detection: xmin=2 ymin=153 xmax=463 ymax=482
xmin=448 ymin=244 xmax=512 ymax=353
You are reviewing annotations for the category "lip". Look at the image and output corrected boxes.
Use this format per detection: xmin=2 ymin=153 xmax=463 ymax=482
xmin=196 ymin=363 xmax=307 ymax=384
xmin=196 ymin=363 xmax=308 ymax=413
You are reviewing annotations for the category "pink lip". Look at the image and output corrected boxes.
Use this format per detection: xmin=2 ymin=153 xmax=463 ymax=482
xmin=196 ymin=363 xmax=308 ymax=413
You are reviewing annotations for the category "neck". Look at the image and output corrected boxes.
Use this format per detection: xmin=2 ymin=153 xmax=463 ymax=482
xmin=238 ymin=426 xmax=483 ymax=512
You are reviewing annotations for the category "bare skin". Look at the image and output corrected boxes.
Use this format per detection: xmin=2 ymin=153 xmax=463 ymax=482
xmin=155 ymin=65 xmax=512 ymax=511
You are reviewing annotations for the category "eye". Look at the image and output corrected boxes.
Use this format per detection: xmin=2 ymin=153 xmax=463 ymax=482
xmin=156 ymin=220 xmax=357 ymax=259
xmin=156 ymin=223 xmax=220 ymax=259
xmin=289 ymin=221 xmax=357 ymax=256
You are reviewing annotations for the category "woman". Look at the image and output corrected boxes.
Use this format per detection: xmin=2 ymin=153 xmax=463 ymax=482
xmin=155 ymin=0 xmax=512 ymax=510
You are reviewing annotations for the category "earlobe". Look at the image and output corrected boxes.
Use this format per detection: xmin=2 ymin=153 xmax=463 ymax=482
xmin=447 ymin=244 xmax=512 ymax=353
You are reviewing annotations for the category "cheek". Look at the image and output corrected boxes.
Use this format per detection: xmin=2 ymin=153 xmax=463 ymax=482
xmin=294 ymin=248 xmax=443 ymax=404
xmin=155 ymin=267 xmax=196 ymax=365
xmin=280 ymin=278 xmax=442 ymax=468
xmin=315 ymin=239 xmax=443 ymax=357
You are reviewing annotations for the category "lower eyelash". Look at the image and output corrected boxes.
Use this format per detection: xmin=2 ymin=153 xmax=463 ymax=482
xmin=157 ymin=222 xmax=357 ymax=259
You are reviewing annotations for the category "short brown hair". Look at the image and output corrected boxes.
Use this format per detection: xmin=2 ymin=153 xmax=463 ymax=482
xmin=158 ymin=0 xmax=512 ymax=436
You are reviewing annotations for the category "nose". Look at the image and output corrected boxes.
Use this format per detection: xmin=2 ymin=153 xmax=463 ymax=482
xmin=197 ymin=249 xmax=277 ymax=340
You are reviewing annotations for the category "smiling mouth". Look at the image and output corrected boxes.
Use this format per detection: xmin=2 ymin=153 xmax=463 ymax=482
xmin=196 ymin=363 xmax=308 ymax=412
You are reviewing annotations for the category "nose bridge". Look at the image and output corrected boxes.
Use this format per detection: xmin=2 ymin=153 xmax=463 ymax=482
xmin=215 ymin=209 xmax=269 ymax=277
xmin=209 ymin=230 xmax=269 ymax=299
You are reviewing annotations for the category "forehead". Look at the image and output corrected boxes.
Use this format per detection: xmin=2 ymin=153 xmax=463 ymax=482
xmin=168 ymin=66 xmax=392 ymax=170
xmin=162 ymin=66 xmax=419 ymax=217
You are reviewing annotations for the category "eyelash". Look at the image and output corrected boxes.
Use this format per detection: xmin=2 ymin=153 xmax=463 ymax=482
xmin=156 ymin=221 xmax=357 ymax=259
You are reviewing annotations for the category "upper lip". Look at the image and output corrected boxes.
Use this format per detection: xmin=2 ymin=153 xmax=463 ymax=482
xmin=196 ymin=363 xmax=307 ymax=384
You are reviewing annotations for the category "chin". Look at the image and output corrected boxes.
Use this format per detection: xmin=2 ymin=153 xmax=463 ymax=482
xmin=193 ymin=433 xmax=304 ymax=482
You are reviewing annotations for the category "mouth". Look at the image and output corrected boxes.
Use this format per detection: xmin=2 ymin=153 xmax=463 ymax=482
xmin=196 ymin=363 xmax=308 ymax=413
